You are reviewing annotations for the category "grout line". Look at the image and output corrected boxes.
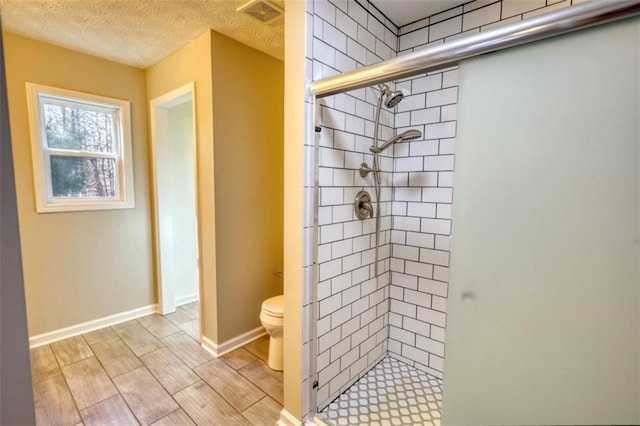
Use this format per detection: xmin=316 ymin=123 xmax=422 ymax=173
xmin=192 ymin=361 xmax=264 ymax=417
xmin=241 ymin=394 xmax=283 ymax=414
xmin=56 ymin=357 xmax=85 ymax=423
xmin=85 ymin=341 xmax=137 ymax=420
xmin=351 ymin=0 xmax=399 ymax=36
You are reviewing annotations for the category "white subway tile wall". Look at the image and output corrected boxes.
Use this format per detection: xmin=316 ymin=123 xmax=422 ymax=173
xmin=389 ymin=0 xmax=575 ymax=379
xmin=305 ymin=0 xmax=576 ymax=416
xmin=309 ymin=0 xmax=399 ymax=410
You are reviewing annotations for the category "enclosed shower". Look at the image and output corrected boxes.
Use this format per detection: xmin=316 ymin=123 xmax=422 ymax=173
xmin=312 ymin=60 xmax=449 ymax=426
xmin=318 ymin=83 xmax=431 ymax=423
xmin=303 ymin=0 xmax=640 ymax=425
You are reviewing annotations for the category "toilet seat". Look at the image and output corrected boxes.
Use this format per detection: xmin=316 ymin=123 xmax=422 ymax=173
xmin=260 ymin=294 xmax=284 ymax=371
xmin=262 ymin=295 xmax=284 ymax=318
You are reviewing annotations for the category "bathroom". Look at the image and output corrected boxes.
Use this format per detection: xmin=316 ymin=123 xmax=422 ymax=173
xmin=1 ymin=0 xmax=640 ymax=425
xmin=282 ymin=0 xmax=640 ymax=425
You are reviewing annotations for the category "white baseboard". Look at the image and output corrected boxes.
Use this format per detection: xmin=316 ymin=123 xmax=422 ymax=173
xmin=278 ymin=409 xmax=302 ymax=426
xmin=199 ymin=326 xmax=266 ymax=357
xmin=200 ymin=335 xmax=218 ymax=357
xmin=30 ymin=304 xmax=158 ymax=348
xmin=176 ymin=293 xmax=199 ymax=307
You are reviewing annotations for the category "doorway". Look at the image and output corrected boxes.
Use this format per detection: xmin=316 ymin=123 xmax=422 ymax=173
xmin=150 ymin=83 xmax=199 ymax=315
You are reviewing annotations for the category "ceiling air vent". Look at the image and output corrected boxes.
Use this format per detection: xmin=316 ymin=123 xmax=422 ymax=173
xmin=238 ymin=0 xmax=283 ymax=23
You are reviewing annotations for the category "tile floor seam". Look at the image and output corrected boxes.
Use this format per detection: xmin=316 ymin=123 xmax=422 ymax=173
xmin=34 ymin=374 xmax=82 ymax=425
xmin=71 ymin=354 xmax=121 ymax=414
xmin=161 ymin=407 xmax=198 ymax=425
xmin=30 ymin=345 xmax=63 ymax=385
xmin=115 ymin=333 xmax=187 ymax=421
xmin=111 ymin=395 xmax=140 ymax=425
xmin=147 ymin=368 xmax=197 ymax=398
xmin=190 ymin=358 xmax=214 ymax=369
xmin=114 ymin=365 xmax=181 ymax=425
xmin=242 ymin=394 xmax=272 ymax=413
xmin=190 ymin=361 xmax=257 ymax=416
xmin=90 ymin=336 xmax=144 ymax=380
xmin=57 ymin=360 xmax=85 ymax=424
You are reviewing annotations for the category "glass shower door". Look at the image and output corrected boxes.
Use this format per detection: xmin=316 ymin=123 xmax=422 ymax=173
xmin=443 ymin=17 xmax=640 ymax=425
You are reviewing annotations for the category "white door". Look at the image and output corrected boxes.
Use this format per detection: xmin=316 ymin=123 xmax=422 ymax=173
xmin=443 ymin=18 xmax=640 ymax=425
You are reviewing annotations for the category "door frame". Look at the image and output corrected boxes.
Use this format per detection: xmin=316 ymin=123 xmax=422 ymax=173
xmin=149 ymin=82 xmax=199 ymax=315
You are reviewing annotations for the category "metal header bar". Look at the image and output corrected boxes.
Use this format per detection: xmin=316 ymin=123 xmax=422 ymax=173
xmin=310 ymin=0 xmax=640 ymax=98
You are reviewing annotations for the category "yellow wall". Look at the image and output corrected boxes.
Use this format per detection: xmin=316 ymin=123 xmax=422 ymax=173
xmin=283 ymin=0 xmax=306 ymax=420
xmin=146 ymin=31 xmax=219 ymax=342
xmin=210 ymin=32 xmax=284 ymax=342
xmin=3 ymin=33 xmax=154 ymax=336
xmin=147 ymin=31 xmax=284 ymax=345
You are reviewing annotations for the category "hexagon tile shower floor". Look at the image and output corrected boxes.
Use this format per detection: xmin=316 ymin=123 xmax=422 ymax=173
xmin=320 ymin=357 xmax=443 ymax=425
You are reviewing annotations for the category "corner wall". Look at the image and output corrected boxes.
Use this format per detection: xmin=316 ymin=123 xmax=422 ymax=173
xmin=283 ymin=0 xmax=307 ymax=420
xmin=210 ymin=32 xmax=284 ymax=343
xmin=146 ymin=31 xmax=219 ymax=342
xmin=147 ymin=31 xmax=284 ymax=345
xmin=4 ymin=33 xmax=154 ymax=336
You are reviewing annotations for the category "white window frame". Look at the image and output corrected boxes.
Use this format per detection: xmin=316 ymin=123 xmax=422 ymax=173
xmin=26 ymin=83 xmax=135 ymax=212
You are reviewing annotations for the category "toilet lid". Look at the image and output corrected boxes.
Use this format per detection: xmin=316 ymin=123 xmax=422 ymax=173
xmin=262 ymin=295 xmax=284 ymax=318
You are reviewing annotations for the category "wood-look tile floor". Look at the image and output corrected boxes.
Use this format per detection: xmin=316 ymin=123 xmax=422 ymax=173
xmin=31 ymin=302 xmax=283 ymax=425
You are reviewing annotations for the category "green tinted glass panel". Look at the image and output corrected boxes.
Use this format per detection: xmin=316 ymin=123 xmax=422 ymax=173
xmin=50 ymin=156 xmax=116 ymax=198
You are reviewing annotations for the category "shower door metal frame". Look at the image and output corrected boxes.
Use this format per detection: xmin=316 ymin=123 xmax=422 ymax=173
xmin=309 ymin=0 xmax=640 ymax=99
xmin=305 ymin=0 xmax=640 ymax=422
xmin=308 ymin=96 xmax=320 ymax=421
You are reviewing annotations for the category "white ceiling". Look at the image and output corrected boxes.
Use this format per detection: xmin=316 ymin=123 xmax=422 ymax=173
xmin=370 ymin=0 xmax=468 ymax=27
xmin=0 ymin=0 xmax=461 ymax=70
xmin=0 ymin=0 xmax=285 ymax=69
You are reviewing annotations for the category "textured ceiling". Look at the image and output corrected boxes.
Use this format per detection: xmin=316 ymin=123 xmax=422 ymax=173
xmin=0 ymin=0 xmax=285 ymax=69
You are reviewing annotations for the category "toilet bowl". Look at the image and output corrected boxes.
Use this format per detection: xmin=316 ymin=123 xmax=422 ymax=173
xmin=260 ymin=295 xmax=284 ymax=371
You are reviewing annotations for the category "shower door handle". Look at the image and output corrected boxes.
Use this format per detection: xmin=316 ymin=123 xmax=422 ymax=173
xmin=354 ymin=190 xmax=374 ymax=219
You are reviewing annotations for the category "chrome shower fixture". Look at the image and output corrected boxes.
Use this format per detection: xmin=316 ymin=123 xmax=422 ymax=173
xmin=366 ymin=81 xmax=409 ymax=277
xmin=377 ymin=84 xmax=404 ymax=109
xmin=369 ymin=129 xmax=422 ymax=154
xmin=359 ymin=162 xmax=375 ymax=178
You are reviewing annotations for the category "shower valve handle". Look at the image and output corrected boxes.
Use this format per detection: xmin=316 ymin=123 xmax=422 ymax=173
xmin=354 ymin=190 xmax=374 ymax=220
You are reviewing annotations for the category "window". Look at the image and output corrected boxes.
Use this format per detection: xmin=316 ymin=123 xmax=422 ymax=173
xmin=26 ymin=83 xmax=134 ymax=212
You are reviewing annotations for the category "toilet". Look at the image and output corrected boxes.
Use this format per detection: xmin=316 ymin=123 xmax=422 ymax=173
xmin=260 ymin=295 xmax=284 ymax=371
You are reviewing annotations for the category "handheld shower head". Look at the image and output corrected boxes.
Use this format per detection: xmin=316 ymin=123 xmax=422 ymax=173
xmin=378 ymin=84 xmax=404 ymax=109
xmin=398 ymin=129 xmax=422 ymax=141
xmin=369 ymin=129 xmax=422 ymax=154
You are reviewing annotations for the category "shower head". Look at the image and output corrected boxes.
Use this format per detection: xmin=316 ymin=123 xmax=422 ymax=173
xmin=384 ymin=89 xmax=404 ymax=108
xmin=378 ymin=84 xmax=404 ymax=109
xmin=370 ymin=129 xmax=422 ymax=154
